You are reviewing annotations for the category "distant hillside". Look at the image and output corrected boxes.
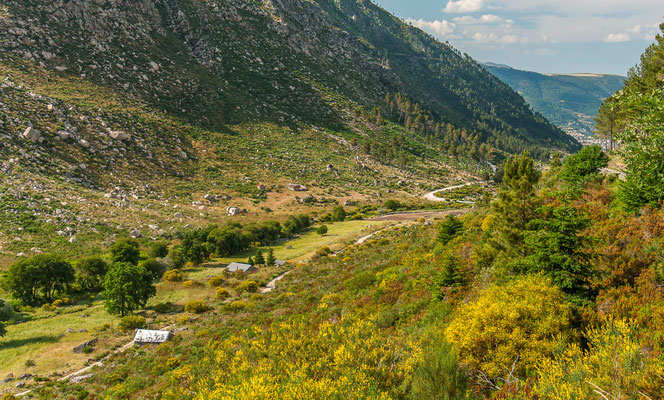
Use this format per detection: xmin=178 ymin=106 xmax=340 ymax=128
xmin=483 ymin=63 xmax=625 ymax=143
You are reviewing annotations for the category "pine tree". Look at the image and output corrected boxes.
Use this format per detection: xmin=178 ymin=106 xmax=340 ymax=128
xmin=254 ymin=250 xmax=265 ymax=266
xmin=490 ymin=152 xmax=541 ymax=265
xmin=266 ymin=248 xmax=276 ymax=266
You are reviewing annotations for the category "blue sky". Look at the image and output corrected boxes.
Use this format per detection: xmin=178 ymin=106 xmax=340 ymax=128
xmin=373 ymin=0 xmax=663 ymax=75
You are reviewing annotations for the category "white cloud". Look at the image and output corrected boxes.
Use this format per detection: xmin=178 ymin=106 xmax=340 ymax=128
xmin=444 ymin=0 xmax=484 ymax=13
xmin=407 ymin=18 xmax=456 ymax=36
xmin=453 ymin=14 xmax=507 ymax=24
xmin=604 ymin=32 xmax=630 ymax=43
xmin=604 ymin=23 xmax=660 ymax=43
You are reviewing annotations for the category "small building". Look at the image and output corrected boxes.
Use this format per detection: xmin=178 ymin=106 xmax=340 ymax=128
xmin=134 ymin=329 xmax=173 ymax=346
xmin=227 ymin=262 xmax=257 ymax=273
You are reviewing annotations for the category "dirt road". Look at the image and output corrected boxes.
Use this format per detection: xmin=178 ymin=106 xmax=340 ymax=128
xmin=422 ymin=182 xmax=486 ymax=202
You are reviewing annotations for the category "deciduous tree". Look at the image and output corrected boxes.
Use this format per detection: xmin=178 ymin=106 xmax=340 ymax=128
xmin=104 ymin=262 xmax=156 ymax=316
xmin=109 ymin=238 xmax=141 ymax=265
xmin=75 ymin=256 xmax=108 ymax=292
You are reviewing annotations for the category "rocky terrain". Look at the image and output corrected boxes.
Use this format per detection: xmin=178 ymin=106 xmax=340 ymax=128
xmin=0 ymin=0 xmax=579 ymax=259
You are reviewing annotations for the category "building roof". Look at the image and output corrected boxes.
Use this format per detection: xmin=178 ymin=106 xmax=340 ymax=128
xmin=227 ymin=262 xmax=255 ymax=272
xmin=134 ymin=329 xmax=172 ymax=344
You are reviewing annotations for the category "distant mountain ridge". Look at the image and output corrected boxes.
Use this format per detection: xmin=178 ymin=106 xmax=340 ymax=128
xmin=483 ymin=62 xmax=625 ymax=143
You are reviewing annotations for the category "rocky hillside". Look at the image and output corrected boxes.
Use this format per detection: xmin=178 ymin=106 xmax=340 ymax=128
xmin=0 ymin=0 xmax=579 ymax=257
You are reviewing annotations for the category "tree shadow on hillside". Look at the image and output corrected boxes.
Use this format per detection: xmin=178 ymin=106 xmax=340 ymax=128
xmin=0 ymin=335 xmax=60 ymax=350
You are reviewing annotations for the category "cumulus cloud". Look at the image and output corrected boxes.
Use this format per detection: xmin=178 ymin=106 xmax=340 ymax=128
xmin=453 ymin=14 xmax=509 ymax=24
xmin=407 ymin=18 xmax=456 ymax=36
xmin=604 ymin=32 xmax=630 ymax=43
xmin=444 ymin=0 xmax=484 ymax=13
xmin=604 ymin=23 xmax=660 ymax=43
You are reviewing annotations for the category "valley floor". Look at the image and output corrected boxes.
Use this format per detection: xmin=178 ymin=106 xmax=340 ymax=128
xmin=0 ymin=211 xmax=449 ymax=394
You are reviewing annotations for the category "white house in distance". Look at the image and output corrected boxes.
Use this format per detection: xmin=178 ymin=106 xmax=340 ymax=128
xmin=227 ymin=262 xmax=257 ymax=273
xmin=134 ymin=329 xmax=173 ymax=346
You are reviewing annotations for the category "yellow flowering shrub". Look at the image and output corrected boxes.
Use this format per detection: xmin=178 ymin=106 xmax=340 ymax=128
xmin=237 ymin=279 xmax=259 ymax=293
xmin=191 ymin=316 xmax=421 ymax=400
xmin=184 ymin=300 xmax=211 ymax=314
xmin=445 ymin=275 xmax=571 ymax=380
xmin=536 ymin=319 xmax=664 ymax=400
xmin=215 ymin=287 xmax=230 ymax=299
xmin=163 ymin=270 xmax=184 ymax=282
xmin=208 ymin=276 xmax=225 ymax=287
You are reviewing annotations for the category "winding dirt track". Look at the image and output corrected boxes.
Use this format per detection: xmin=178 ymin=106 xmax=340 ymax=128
xmin=422 ymin=181 xmax=487 ymax=202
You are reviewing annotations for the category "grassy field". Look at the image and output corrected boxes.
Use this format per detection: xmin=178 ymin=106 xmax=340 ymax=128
xmin=0 ymin=305 xmax=117 ymax=380
xmin=218 ymin=220 xmax=392 ymax=264
xmin=0 ymin=218 xmax=392 ymax=391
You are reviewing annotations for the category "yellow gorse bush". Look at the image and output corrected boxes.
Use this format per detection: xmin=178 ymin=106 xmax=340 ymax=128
xmin=536 ymin=319 xmax=664 ymax=400
xmin=190 ymin=316 xmax=421 ymax=400
xmin=445 ymin=274 xmax=571 ymax=379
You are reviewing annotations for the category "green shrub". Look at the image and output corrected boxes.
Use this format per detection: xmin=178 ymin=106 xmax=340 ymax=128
xmin=561 ymin=145 xmax=609 ymax=183
xmin=141 ymin=258 xmax=167 ymax=280
xmin=215 ymin=288 xmax=230 ymax=299
xmin=228 ymin=300 xmax=247 ymax=311
xmin=331 ymin=206 xmax=346 ymax=221
xmin=311 ymin=246 xmax=332 ymax=261
xmin=411 ymin=339 xmax=468 ymax=400
xmin=384 ymin=199 xmax=403 ymax=211
xmin=237 ymin=279 xmax=259 ymax=293
xmin=185 ymin=300 xmax=211 ymax=314
xmin=347 ymin=271 xmax=375 ymax=293
xmin=169 ymin=247 xmax=186 ymax=269
xmin=153 ymin=302 xmax=177 ymax=313
xmin=148 ymin=242 xmax=169 ymax=258
xmin=208 ymin=276 xmax=225 ymax=287
xmin=316 ymin=225 xmax=329 ymax=235
xmin=118 ymin=315 xmax=146 ymax=331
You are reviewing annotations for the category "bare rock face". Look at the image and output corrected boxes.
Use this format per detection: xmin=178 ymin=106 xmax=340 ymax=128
xmin=70 ymin=373 xmax=95 ymax=383
xmin=57 ymin=130 xmax=71 ymax=140
xmin=109 ymin=130 xmax=130 ymax=141
xmin=73 ymin=338 xmax=98 ymax=353
xmin=22 ymin=126 xmax=42 ymax=143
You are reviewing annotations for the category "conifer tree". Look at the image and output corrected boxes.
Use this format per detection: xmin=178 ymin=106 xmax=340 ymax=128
xmin=266 ymin=248 xmax=276 ymax=266
xmin=254 ymin=250 xmax=265 ymax=266
xmin=488 ymin=152 xmax=541 ymax=268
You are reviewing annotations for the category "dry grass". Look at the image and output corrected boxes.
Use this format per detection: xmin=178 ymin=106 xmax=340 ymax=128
xmin=0 ymin=305 xmax=118 ymax=384
xmin=0 ymin=218 xmax=392 ymax=391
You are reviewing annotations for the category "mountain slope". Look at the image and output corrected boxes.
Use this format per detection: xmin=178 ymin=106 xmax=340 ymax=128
xmin=0 ymin=0 xmax=578 ymax=257
xmin=483 ymin=62 xmax=625 ymax=143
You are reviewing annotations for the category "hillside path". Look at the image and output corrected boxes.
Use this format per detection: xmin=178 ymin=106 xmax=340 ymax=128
xmin=422 ymin=182 xmax=486 ymax=202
